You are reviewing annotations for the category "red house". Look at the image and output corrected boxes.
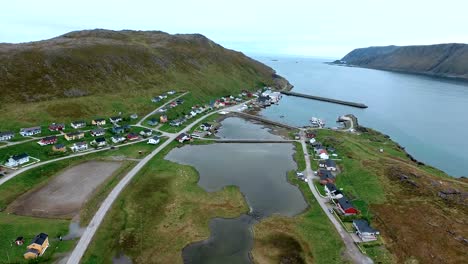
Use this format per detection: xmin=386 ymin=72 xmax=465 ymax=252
xmin=49 ymin=123 xmax=65 ymax=131
xmin=305 ymin=132 xmax=316 ymax=139
xmin=336 ymin=196 xmax=359 ymax=215
xmin=38 ymin=136 xmax=57 ymax=146
xmin=126 ymin=133 xmax=139 ymax=141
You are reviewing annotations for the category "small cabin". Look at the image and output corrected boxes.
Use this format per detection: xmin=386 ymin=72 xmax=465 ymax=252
xmin=24 ymin=233 xmax=49 ymax=260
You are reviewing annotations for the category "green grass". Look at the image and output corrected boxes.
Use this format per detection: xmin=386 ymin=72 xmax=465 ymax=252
xmin=293 ymin=142 xmax=306 ymax=171
xmin=313 ymin=180 xmax=326 ymax=196
xmin=0 ymin=213 xmax=72 ymax=263
xmin=82 ymin=141 xmax=248 ymax=263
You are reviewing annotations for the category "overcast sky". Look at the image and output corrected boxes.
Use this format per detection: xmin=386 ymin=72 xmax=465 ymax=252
xmin=1 ymin=0 xmax=467 ymax=58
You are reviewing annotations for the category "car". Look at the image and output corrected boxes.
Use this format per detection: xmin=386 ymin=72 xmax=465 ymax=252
xmin=296 ymin=172 xmax=304 ymax=177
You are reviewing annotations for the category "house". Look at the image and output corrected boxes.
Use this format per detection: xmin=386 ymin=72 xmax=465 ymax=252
xmin=151 ymin=96 xmax=161 ymax=103
xmin=200 ymin=123 xmax=213 ymax=131
xmin=111 ymin=136 xmax=126 ymax=143
xmin=127 ymin=133 xmax=139 ymax=141
xmin=38 ymin=136 xmax=57 ymax=146
xmin=169 ymin=101 xmax=177 ymax=108
xmin=91 ymin=118 xmax=106 ymax=126
xmin=324 ymin=183 xmax=343 ymax=199
xmin=306 ymin=132 xmax=316 ymax=139
xmin=336 ymin=196 xmax=359 ymax=215
xmin=148 ymin=136 xmax=160 ymax=145
xmin=20 ymin=127 xmax=41 ymax=137
xmin=189 ymin=110 xmax=197 ymax=117
xmin=5 ymin=153 xmax=29 ymax=167
xmin=147 ymin=118 xmax=159 ymax=126
xmin=112 ymin=126 xmax=126 ymax=134
xmin=0 ymin=131 xmax=14 ymax=141
xmin=64 ymin=131 xmax=85 ymax=141
xmin=176 ymin=99 xmax=184 ymax=104
xmin=92 ymin=137 xmax=107 ymax=147
xmin=140 ymin=129 xmax=153 ymax=137
xmin=319 ymin=159 xmax=337 ymax=171
xmin=23 ymin=233 xmax=49 ymax=260
xmin=130 ymin=113 xmax=138 ymax=120
xmin=71 ymin=121 xmax=86 ymax=129
xmin=169 ymin=119 xmax=183 ymax=127
xmin=318 ymin=169 xmax=335 ymax=185
xmin=353 ymin=220 xmax=380 ymax=242
xmin=160 ymin=94 xmax=168 ymax=99
xmin=90 ymin=128 xmax=106 ymax=137
xmin=191 ymin=131 xmax=209 ymax=138
xmin=167 ymin=90 xmax=176 ymax=95
xmin=176 ymin=133 xmax=191 ymax=143
xmin=160 ymin=115 xmax=168 ymax=123
xmin=52 ymin=143 xmax=66 ymax=152
xmin=48 ymin=123 xmax=65 ymax=131
xmin=70 ymin=142 xmax=88 ymax=152
xmin=109 ymin=116 xmax=123 ymax=124
xmin=319 ymin=153 xmax=330 ymax=160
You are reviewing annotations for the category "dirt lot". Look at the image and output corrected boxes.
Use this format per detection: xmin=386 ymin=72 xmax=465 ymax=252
xmin=7 ymin=161 xmax=122 ymax=218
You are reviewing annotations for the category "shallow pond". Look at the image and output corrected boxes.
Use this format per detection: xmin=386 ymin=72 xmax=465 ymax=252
xmin=166 ymin=120 xmax=307 ymax=263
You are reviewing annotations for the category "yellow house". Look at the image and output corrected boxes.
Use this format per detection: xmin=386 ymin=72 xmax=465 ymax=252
xmin=91 ymin=118 xmax=106 ymax=126
xmin=24 ymin=233 xmax=49 ymax=259
xmin=64 ymin=131 xmax=85 ymax=141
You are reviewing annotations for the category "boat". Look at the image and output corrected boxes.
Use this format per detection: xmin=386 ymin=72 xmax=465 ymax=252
xmin=310 ymin=117 xmax=325 ymax=128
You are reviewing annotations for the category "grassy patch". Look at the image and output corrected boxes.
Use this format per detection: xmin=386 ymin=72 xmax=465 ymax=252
xmin=252 ymin=171 xmax=345 ymax=264
xmin=0 ymin=213 xmax=72 ymax=263
xmin=81 ymin=141 xmax=248 ymax=263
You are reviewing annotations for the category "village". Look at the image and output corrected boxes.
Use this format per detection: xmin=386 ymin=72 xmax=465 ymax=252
xmin=0 ymin=86 xmax=380 ymax=262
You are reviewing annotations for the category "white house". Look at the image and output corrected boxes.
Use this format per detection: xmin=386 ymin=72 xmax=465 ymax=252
xmin=70 ymin=142 xmax=88 ymax=152
xmin=139 ymin=129 xmax=153 ymax=137
xmin=319 ymin=159 xmax=337 ymax=171
xmin=324 ymin=183 xmax=343 ymax=199
xmin=71 ymin=121 xmax=86 ymax=129
xmin=200 ymin=123 xmax=212 ymax=131
xmin=319 ymin=153 xmax=329 ymax=160
xmin=109 ymin=116 xmax=123 ymax=124
xmin=20 ymin=127 xmax=41 ymax=137
xmin=92 ymin=137 xmax=107 ymax=147
xmin=353 ymin=220 xmax=380 ymax=242
xmin=5 ymin=153 xmax=30 ymax=167
xmin=111 ymin=136 xmax=126 ymax=143
xmin=0 ymin=131 xmax=14 ymax=141
xmin=167 ymin=90 xmax=176 ymax=95
xmin=148 ymin=136 xmax=160 ymax=145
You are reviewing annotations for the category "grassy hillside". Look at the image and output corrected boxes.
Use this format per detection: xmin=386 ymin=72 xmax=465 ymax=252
xmin=0 ymin=29 xmax=291 ymax=129
xmin=339 ymin=43 xmax=468 ymax=80
xmin=314 ymin=128 xmax=468 ymax=263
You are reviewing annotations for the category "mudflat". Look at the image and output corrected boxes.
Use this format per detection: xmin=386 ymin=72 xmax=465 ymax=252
xmin=7 ymin=161 xmax=122 ymax=218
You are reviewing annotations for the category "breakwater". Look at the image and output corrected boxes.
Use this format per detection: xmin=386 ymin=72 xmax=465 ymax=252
xmin=280 ymin=91 xmax=368 ymax=108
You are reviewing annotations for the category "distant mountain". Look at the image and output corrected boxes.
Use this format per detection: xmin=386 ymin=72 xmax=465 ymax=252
xmin=0 ymin=29 xmax=291 ymax=103
xmin=337 ymin=44 xmax=468 ymax=80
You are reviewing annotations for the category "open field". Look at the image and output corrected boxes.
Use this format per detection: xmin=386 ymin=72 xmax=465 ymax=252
xmin=81 ymin=142 xmax=249 ymax=263
xmin=251 ymin=144 xmax=346 ymax=264
xmin=314 ymin=128 xmax=468 ymax=263
xmin=7 ymin=161 xmax=122 ymax=218
xmin=0 ymin=214 xmax=74 ymax=264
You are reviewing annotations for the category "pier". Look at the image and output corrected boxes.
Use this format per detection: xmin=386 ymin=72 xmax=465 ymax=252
xmin=232 ymin=112 xmax=298 ymax=130
xmin=280 ymin=91 xmax=368 ymax=108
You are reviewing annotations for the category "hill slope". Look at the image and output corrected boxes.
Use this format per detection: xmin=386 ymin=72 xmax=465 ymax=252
xmin=0 ymin=29 xmax=291 ymax=129
xmin=0 ymin=29 xmax=291 ymax=103
xmin=339 ymin=44 xmax=468 ymax=80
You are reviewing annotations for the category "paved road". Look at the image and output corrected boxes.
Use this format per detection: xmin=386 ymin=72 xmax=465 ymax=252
xmin=66 ymin=105 xmax=241 ymax=264
xmin=135 ymin=92 xmax=188 ymax=126
xmin=300 ymin=136 xmax=373 ymax=264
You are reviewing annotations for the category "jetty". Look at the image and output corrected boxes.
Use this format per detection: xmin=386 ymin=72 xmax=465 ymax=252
xmin=280 ymin=91 xmax=368 ymax=108
xmin=233 ymin=112 xmax=298 ymax=130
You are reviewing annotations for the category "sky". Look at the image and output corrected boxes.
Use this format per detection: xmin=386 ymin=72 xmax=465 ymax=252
xmin=1 ymin=0 xmax=467 ymax=58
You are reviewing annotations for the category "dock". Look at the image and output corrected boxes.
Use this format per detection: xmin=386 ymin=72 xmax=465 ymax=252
xmin=280 ymin=91 xmax=368 ymax=108
xmin=233 ymin=112 xmax=298 ymax=130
